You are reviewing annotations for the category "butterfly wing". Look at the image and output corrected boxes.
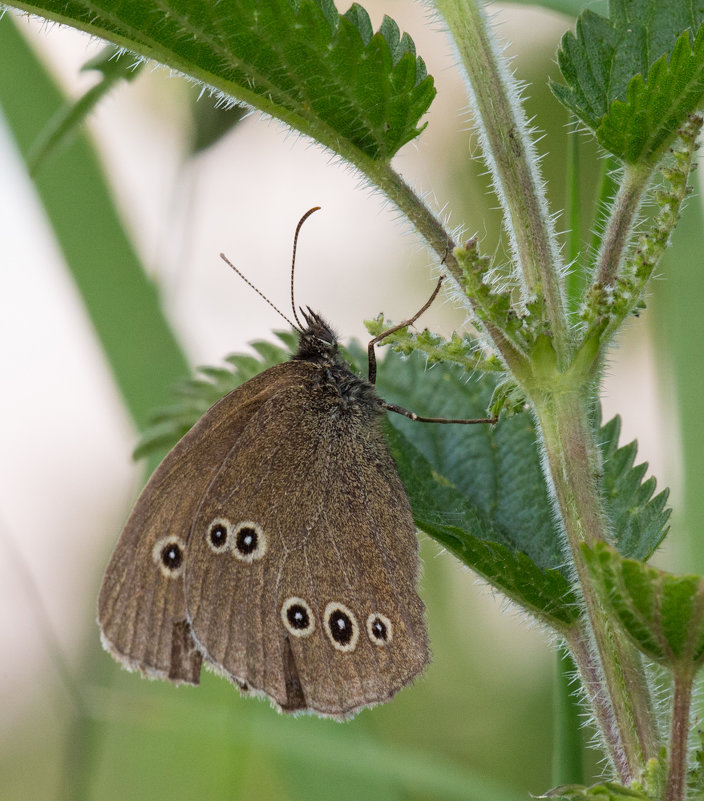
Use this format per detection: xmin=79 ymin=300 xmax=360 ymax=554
xmin=185 ymin=361 xmax=428 ymax=716
xmin=97 ymin=365 xmax=294 ymax=684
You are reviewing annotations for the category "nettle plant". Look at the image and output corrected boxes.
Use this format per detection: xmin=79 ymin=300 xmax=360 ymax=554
xmin=10 ymin=0 xmax=704 ymax=797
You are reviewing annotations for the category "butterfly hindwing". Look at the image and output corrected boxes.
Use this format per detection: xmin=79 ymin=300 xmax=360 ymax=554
xmin=184 ymin=360 xmax=429 ymax=716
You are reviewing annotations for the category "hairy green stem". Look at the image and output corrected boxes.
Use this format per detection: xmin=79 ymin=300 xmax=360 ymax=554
xmin=433 ymin=0 xmax=569 ymax=361
xmin=371 ymin=164 xmax=461 ymax=280
xmin=536 ymin=392 xmax=605 ymax=547
xmin=565 ymin=124 xmax=585 ymax=315
xmin=595 ymin=162 xmax=653 ymax=287
xmin=666 ymin=669 xmax=694 ymax=801
xmin=536 ymin=390 xmax=659 ymax=780
xmin=590 ymin=156 xmax=619 ymax=269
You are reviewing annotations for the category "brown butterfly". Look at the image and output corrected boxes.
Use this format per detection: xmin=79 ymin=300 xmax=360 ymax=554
xmin=98 ymin=208 xmax=494 ymax=717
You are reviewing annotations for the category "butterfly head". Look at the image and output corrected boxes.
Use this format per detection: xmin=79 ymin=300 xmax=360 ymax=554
xmin=294 ymin=308 xmax=340 ymax=365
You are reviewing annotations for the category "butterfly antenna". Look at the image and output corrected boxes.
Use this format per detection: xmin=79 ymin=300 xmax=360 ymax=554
xmin=219 ymin=253 xmax=299 ymax=331
xmin=290 ymin=206 xmax=321 ymax=329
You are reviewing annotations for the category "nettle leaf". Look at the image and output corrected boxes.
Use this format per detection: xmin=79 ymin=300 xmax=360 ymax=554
xmin=552 ymin=0 xmax=704 ymax=162
xmin=599 ymin=27 xmax=704 ymax=163
xmin=583 ymin=542 xmax=704 ymax=668
xmin=598 ymin=415 xmax=670 ymax=561
xmin=689 ymin=731 xmax=704 ymax=794
xmin=137 ymin=338 xmax=670 ymax=630
xmin=9 ymin=0 xmax=434 ymax=162
xmin=383 ymin=421 xmax=580 ymax=628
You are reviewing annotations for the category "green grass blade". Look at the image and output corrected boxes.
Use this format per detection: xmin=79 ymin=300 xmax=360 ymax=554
xmin=510 ymin=0 xmax=606 ymax=15
xmin=655 ymin=191 xmax=704 ymax=574
xmin=552 ymin=647 xmax=584 ymax=787
xmin=0 ymin=17 xmax=189 ymax=441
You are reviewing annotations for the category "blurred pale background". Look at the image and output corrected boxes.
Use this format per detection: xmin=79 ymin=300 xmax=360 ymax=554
xmin=0 ymin=2 xmax=686 ymax=799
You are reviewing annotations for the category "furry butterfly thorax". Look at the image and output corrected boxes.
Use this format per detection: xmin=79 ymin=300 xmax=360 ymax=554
xmin=293 ymin=308 xmax=381 ymax=409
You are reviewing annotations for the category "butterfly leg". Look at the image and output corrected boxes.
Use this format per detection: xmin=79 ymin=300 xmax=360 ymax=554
xmin=367 ymin=277 xmax=445 ymax=384
xmin=369 ymin=276 xmax=498 ymax=425
xmin=381 ymin=401 xmax=497 ymax=425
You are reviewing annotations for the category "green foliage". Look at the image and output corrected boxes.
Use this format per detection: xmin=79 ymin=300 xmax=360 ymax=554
xmin=381 ymin=353 xmax=670 ymax=627
xmin=597 ymin=29 xmax=704 ymax=164
xmin=133 ymin=333 xmax=297 ymax=460
xmin=376 ymin=349 xmax=569 ymax=615
xmin=513 ymin=0 xmax=607 ymax=15
xmin=378 ymin=348 xmax=670 ymax=563
xmin=553 ymin=0 xmax=704 ymax=162
xmin=9 ymin=0 xmax=433 ymax=163
xmin=385 ymin=421 xmax=580 ymax=628
xmin=486 ymin=380 xmax=529 ymax=420
xmin=584 ymin=542 xmax=704 ymax=668
xmin=688 ymin=731 xmax=704 ymax=796
xmin=450 ymin=241 xmax=557 ymax=377
xmin=577 ymin=111 xmax=701 ymax=377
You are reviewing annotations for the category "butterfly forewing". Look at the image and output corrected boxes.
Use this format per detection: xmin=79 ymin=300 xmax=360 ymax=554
xmin=185 ymin=360 xmax=429 ymax=717
xmin=97 ymin=365 xmax=295 ymax=683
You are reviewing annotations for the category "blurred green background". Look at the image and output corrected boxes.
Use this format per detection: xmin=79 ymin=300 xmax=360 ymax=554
xmin=1 ymin=1 xmax=700 ymax=799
